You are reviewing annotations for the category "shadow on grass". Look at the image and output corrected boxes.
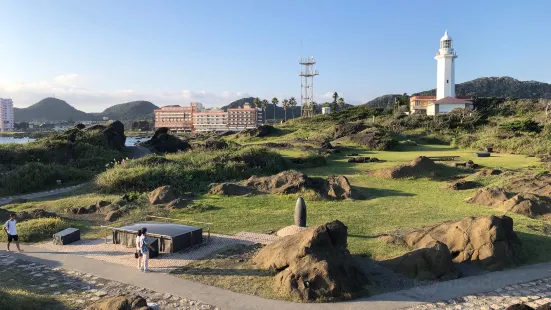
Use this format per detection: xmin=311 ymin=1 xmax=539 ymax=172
xmin=516 ymin=231 xmax=551 ymax=265
xmin=354 ymin=187 xmax=415 ymax=199
xmin=0 ymin=289 xmax=69 ymax=310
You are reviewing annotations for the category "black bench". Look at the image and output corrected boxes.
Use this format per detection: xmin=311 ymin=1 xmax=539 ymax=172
xmin=476 ymin=152 xmax=491 ymax=157
xmin=426 ymin=156 xmax=460 ymax=161
xmin=53 ymin=228 xmax=80 ymax=245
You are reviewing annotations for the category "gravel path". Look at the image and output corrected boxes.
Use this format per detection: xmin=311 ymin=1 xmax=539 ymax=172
xmin=0 ymin=253 xmax=217 ymax=310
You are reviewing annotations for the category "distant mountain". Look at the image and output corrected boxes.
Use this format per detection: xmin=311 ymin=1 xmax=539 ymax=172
xmin=95 ymin=101 xmax=159 ymax=122
xmin=14 ymin=98 xmax=95 ymax=122
xmin=363 ymin=77 xmax=551 ymax=109
xmin=413 ymin=77 xmax=551 ymax=98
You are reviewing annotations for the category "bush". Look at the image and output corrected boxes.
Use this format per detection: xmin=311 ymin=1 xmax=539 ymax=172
xmin=289 ymin=153 xmax=327 ymax=168
xmin=95 ymin=146 xmax=287 ymax=193
xmin=0 ymin=162 xmax=92 ymax=195
xmin=499 ymin=119 xmax=542 ymax=133
xmin=0 ymin=218 xmax=71 ymax=243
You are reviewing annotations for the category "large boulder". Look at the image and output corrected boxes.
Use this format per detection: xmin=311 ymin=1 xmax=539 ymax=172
xmin=105 ymin=210 xmax=123 ymax=222
xmin=148 ymin=186 xmax=178 ymax=205
xmin=348 ymin=129 xmax=398 ymax=151
xmin=466 ymin=187 xmax=511 ymax=207
xmin=245 ymin=171 xmax=311 ymax=195
xmin=381 ymin=241 xmax=459 ymax=280
xmin=208 ymin=183 xmax=252 ymax=196
xmin=501 ymin=193 xmax=551 ymax=217
xmin=84 ymin=294 xmax=150 ymax=310
xmin=253 ymin=220 xmax=368 ymax=302
xmin=103 ymin=121 xmax=127 ymax=150
xmin=139 ymin=127 xmax=191 ymax=153
xmin=325 ymin=176 xmax=353 ymax=199
xmin=373 ymin=156 xmax=440 ymax=179
xmin=387 ymin=216 xmax=523 ymax=270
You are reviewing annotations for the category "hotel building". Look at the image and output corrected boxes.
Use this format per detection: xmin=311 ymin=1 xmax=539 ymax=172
xmin=154 ymin=102 xmax=262 ymax=132
xmin=0 ymin=98 xmax=14 ymax=132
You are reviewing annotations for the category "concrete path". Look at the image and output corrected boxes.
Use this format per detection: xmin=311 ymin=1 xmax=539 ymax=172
xmin=6 ymin=245 xmax=551 ymax=310
xmin=0 ymin=183 xmax=87 ymax=206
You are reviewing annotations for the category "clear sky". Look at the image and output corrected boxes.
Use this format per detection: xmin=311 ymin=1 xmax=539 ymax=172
xmin=1 ymin=0 xmax=550 ymax=112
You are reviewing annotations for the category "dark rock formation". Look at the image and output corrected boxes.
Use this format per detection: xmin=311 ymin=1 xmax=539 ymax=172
xmin=208 ymin=183 xmax=252 ymax=196
xmin=253 ymin=220 xmax=368 ymax=301
xmin=381 ymin=241 xmax=459 ymax=280
xmin=139 ymin=127 xmax=191 ymax=153
xmin=386 ymin=215 xmax=523 ymax=270
xmin=204 ymin=139 xmax=228 ymax=150
xmin=84 ymin=294 xmax=150 ymax=310
xmin=450 ymin=180 xmax=481 ymax=190
xmin=333 ymin=123 xmax=368 ymax=139
xmin=237 ymin=125 xmax=275 ymax=138
xmin=105 ymin=210 xmax=123 ymax=222
xmin=103 ymin=121 xmax=127 ymax=150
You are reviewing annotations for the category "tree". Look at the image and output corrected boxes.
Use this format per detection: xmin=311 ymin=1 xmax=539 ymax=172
xmin=331 ymin=92 xmax=339 ymax=112
xmin=271 ymin=97 xmax=279 ymax=123
xmin=260 ymin=99 xmax=268 ymax=124
xmin=337 ymin=97 xmax=345 ymax=111
xmin=312 ymin=102 xmax=318 ymax=114
xmin=282 ymin=99 xmax=289 ymax=121
xmin=253 ymin=97 xmax=260 ymax=109
xmin=289 ymin=97 xmax=297 ymax=119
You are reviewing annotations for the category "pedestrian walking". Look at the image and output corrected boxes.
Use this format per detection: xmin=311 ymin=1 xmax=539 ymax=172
xmin=135 ymin=229 xmax=143 ymax=270
xmin=139 ymin=227 xmax=154 ymax=272
xmin=4 ymin=213 xmax=23 ymax=252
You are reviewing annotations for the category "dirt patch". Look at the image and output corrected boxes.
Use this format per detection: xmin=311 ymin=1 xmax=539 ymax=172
xmin=372 ymin=156 xmax=453 ymax=179
xmin=450 ymin=180 xmax=482 ymax=190
xmin=384 ymin=215 xmax=523 ymax=270
xmin=253 ymin=220 xmax=368 ymax=302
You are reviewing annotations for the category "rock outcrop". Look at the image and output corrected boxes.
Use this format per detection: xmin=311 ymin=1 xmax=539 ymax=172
xmin=333 ymin=123 xmax=368 ymax=139
xmin=386 ymin=215 xmax=523 ymax=270
xmin=103 ymin=121 xmax=127 ymax=150
xmin=208 ymin=183 xmax=252 ymax=196
xmin=84 ymin=294 xmax=150 ymax=310
xmin=501 ymin=193 xmax=551 ymax=217
xmin=204 ymin=139 xmax=228 ymax=150
xmin=467 ymin=187 xmax=511 ymax=207
xmin=381 ymin=241 xmax=459 ymax=280
xmin=148 ymin=186 xmax=178 ymax=205
xmin=450 ymin=180 xmax=481 ymax=190
xmin=326 ymin=176 xmax=353 ymax=199
xmin=139 ymin=127 xmax=191 ymax=153
xmin=373 ymin=156 xmax=441 ymax=179
xmin=16 ymin=209 xmax=57 ymax=221
xmin=253 ymin=220 xmax=368 ymax=301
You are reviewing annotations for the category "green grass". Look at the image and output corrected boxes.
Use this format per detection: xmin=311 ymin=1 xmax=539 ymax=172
xmin=167 ymin=145 xmax=549 ymax=263
xmin=0 ymin=218 xmax=71 ymax=243
xmin=0 ymin=289 xmax=69 ymax=310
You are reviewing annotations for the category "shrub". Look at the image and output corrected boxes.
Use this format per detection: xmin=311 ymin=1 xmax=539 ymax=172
xmin=0 ymin=162 xmax=92 ymax=195
xmin=95 ymin=146 xmax=288 ymax=193
xmin=499 ymin=119 xmax=542 ymax=133
xmin=0 ymin=218 xmax=71 ymax=243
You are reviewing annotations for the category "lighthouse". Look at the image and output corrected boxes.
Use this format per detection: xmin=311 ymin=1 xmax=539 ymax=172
xmin=435 ymin=31 xmax=458 ymax=100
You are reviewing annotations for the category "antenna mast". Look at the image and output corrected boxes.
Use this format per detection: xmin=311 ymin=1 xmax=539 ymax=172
xmin=299 ymin=56 xmax=318 ymax=118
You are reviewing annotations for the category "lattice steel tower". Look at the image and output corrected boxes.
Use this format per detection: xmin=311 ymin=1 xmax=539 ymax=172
xmin=299 ymin=56 xmax=319 ymax=117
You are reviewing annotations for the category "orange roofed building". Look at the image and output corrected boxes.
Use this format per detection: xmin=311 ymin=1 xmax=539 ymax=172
xmin=154 ymin=102 xmax=262 ymax=132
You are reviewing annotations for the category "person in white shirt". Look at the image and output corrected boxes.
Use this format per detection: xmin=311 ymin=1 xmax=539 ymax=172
xmin=3 ymin=213 xmax=23 ymax=252
xmin=135 ymin=229 xmax=143 ymax=270
xmin=139 ymin=228 xmax=154 ymax=272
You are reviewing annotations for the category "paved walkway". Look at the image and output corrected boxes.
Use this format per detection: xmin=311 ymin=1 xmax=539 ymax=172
xmin=0 ymin=183 xmax=87 ymax=206
xmin=6 ymin=245 xmax=551 ymax=310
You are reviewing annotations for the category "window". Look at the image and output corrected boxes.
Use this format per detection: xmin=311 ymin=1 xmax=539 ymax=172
xmin=447 ymin=80 xmax=449 ymax=83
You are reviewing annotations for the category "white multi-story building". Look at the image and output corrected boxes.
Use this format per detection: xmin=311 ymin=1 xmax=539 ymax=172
xmin=0 ymin=98 xmax=14 ymax=132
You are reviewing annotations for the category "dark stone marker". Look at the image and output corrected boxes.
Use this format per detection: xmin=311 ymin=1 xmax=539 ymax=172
xmin=53 ymin=228 xmax=80 ymax=245
xmin=147 ymin=237 xmax=160 ymax=258
xmin=294 ymin=197 xmax=307 ymax=227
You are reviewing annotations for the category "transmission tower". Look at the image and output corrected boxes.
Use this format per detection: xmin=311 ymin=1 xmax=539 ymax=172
xmin=299 ymin=56 xmax=319 ymax=118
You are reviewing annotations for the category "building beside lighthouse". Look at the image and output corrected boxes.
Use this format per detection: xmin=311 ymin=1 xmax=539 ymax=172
xmin=410 ymin=31 xmax=472 ymax=115
xmin=0 ymin=98 xmax=14 ymax=132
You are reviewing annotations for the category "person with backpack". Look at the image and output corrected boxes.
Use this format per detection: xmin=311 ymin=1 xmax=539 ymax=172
xmin=4 ymin=213 xmax=23 ymax=252
xmin=139 ymin=227 xmax=154 ymax=272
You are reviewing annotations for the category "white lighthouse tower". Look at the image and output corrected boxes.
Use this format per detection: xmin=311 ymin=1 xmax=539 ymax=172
xmin=435 ymin=31 xmax=458 ymax=99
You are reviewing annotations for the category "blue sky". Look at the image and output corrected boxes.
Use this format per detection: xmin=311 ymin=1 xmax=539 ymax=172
xmin=0 ymin=0 xmax=550 ymax=111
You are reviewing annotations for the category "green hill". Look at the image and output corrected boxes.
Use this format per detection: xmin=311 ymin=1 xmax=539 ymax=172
xmin=364 ymin=77 xmax=551 ymax=109
xmin=14 ymin=98 xmax=94 ymax=122
xmin=96 ymin=101 xmax=159 ymax=122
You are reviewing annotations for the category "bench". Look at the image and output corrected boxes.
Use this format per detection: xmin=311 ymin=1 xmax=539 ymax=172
xmin=476 ymin=152 xmax=491 ymax=158
xmin=426 ymin=156 xmax=461 ymax=161
xmin=53 ymin=228 xmax=80 ymax=245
